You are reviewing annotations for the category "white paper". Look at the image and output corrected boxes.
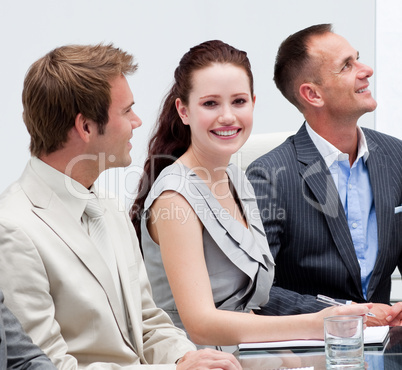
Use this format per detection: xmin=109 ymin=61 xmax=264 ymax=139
xmin=238 ymin=326 xmax=389 ymax=351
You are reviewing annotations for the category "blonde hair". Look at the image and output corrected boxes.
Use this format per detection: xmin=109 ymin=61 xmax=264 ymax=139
xmin=22 ymin=43 xmax=137 ymax=156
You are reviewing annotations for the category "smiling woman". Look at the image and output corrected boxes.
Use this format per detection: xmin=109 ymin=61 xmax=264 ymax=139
xmin=130 ymin=40 xmax=275 ymax=347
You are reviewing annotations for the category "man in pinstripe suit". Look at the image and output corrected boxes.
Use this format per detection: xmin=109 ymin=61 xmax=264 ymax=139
xmin=247 ymin=24 xmax=402 ymax=326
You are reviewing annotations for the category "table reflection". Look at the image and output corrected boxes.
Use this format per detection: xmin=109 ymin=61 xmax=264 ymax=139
xmin=236 ymin=326 xmax=402 ymax=370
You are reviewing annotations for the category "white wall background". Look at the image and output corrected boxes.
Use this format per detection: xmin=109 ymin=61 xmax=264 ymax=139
xmin=376 ymin=0 xmax=402 ymax=140
xmin=0 ymin=0 xmax=379 ymax=206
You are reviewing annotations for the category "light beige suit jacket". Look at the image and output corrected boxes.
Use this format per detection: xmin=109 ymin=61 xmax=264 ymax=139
xmin=0 ymin=161 xmax=195 ymax=369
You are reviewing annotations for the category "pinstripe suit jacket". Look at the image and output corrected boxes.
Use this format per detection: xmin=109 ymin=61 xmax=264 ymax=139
xmin=246 ymin=123 xmax=402 ymax=315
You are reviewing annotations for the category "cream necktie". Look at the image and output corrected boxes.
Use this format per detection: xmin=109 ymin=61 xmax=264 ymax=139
xmin=84 ymin=194 xmax=123 ymax=306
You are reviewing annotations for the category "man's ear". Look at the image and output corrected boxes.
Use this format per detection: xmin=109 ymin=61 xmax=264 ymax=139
xmin=175 ymin=98 xmax=189 ymax=125
xmin=74 ymin=113 xmax=94 ymax=143
xmin=299 ymin=83 xmax=324 ymax=108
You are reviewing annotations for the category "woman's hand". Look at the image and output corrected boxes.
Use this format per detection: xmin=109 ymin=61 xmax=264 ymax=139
xmin=311 ymin=303 xmax=372 ymax=339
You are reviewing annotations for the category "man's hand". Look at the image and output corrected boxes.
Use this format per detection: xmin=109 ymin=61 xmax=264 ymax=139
xmin=176 ymin=348 xmax=242 ymax=370
xmin=367 ymin=302 xmax=402 ymax=326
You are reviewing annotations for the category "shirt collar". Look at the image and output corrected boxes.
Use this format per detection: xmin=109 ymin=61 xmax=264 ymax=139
xmin=30 ymin=156 xmax=91 ymax=222
xmin=305 ymin=122 xmax=369 ymax=169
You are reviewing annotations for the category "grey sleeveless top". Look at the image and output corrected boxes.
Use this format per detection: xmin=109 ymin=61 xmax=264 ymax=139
xmin=141 ymin=162 xmax=275 ymax=338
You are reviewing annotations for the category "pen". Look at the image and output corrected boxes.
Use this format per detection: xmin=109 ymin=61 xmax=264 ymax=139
xmin=316 ymin=294 xmax=376 ymax=317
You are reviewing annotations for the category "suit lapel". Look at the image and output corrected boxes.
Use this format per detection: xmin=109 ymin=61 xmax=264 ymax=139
xmin=364 ymin=132 xmax=392 ymax=299
xmin=103 ymin=205 xmax=144 ymax=357
xmin=19 ymin=164 xmax=133 ymax=347
xmin=294 ymin=125 xmax=363 ymax=295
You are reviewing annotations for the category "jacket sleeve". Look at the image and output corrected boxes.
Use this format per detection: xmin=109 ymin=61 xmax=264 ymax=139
xmin=1 ymin=290 xmax=57 ymax=369
xmin=246 ymin=159 xmax=346 ymax=315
